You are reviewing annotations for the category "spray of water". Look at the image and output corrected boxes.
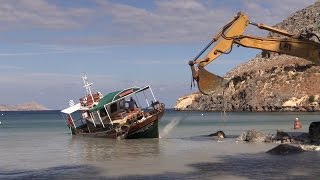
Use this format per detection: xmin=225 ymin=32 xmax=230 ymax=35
xmin=300 ymin=144 xmax=320 ymax=151
xmin=160 ymin=117 xmax=181 ymax=138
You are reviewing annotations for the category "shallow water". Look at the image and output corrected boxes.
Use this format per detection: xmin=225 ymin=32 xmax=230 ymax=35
xmin=0 ymin=110 xmax=319 ymax=179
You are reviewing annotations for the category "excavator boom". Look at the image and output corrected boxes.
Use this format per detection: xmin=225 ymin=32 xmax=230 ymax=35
xmin=189 ymin=12 xmax=320 ymax=95
xmin=192 ymin=12 xmax=249 ymax=68
xmin=236 ymin=35 xmax=320 ymax=65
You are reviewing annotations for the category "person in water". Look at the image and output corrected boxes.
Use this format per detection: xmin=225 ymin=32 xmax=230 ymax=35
xmin=294 ymin=117 xmax=302 ymax=130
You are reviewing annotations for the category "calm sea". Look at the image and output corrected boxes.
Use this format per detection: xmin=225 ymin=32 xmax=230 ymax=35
xmin=0 ymin=110 xmax=320 ymax=179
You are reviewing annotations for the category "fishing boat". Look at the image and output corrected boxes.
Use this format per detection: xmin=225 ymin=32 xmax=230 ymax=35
xmin=61 ymin=75 xmax=165 ymax=139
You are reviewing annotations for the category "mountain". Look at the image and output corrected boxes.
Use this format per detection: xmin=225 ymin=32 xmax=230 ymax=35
xmin=0 ymin=102 xmax=50 ymax=111
xmin=175 ymin=1 xmax=320 ymax=112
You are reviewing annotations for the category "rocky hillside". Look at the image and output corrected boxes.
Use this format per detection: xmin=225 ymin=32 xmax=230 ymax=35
xmin=0 ymin=102 xmax=50 ymax=111
xmin=175 ymin=1 xmax=320 ymax=112
xmin=269 ymin=0 xmax=320 ymax=40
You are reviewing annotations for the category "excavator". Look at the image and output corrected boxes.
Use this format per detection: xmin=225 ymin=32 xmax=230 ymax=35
xmin=188 ymin=12 xmax=320 ymax=143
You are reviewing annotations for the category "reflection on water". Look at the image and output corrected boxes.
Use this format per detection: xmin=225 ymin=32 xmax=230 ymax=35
xmin=67 ymin=137 xmax=160 ymax=162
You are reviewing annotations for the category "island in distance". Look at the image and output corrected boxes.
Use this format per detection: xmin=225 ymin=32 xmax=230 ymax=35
xmin=0 ymin=102 xmax=49 ymax=111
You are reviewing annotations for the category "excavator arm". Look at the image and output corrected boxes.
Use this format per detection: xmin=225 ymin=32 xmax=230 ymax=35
xmin=189 ymin=12 xmax=320 ymax=95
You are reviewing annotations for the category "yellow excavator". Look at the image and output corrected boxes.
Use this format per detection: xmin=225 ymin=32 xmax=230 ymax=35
xmin=188 ymin=12 xmax=320 ymax=143
xmin=189 ymin=12 xmax=320 ymax=95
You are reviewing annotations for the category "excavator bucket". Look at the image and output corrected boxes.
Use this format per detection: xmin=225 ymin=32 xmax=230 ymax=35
xmin=197 ymin=68 xmax=225 ymax=95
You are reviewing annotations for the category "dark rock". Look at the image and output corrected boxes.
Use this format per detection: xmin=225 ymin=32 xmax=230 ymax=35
xmin=267 ymin=144 xmax=305 ymax=155
xmin=209 ymin=130 xmax=226 ymax=139
xmin=291 ymin=133 xmax=311 ymax=143
xmin=274 ymin=130 xmax=292 ymax=143
xmin=264 ymin=136 xmax=273 ymax=143
xmin=237 ymin=129 xmax=267 ymax=143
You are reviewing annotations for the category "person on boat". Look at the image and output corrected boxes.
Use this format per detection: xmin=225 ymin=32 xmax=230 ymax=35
xmin=294 ymin=117 xmax=302 ymax=130
xmin=127 ymin=97 xmax=138 ymax=111
xmin=67 ymin=115 xmax=73 ymax=127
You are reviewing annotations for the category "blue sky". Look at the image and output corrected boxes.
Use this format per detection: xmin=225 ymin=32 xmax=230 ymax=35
xmin=0 ymin=0 xmax=316 ymax=109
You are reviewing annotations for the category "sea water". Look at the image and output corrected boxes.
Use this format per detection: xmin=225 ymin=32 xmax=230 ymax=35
xmin=0 ymin=110 xmax=320 ymax=179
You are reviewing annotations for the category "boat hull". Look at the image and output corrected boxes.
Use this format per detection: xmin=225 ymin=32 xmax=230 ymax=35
xmin=70 ymin=109 xmax=164 ymax=139
xmin=127 ymin=118 xmax=159 ymax=139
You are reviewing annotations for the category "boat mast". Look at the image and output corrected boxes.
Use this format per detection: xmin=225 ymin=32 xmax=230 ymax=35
xmin=82 ymin=74 xmax=95 ymax=104
xmin=149 ymin=86 xmax=157 ymax=102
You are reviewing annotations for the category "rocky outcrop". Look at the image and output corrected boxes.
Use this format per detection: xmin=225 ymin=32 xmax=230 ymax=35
xmin=0 ymin=102 xmax=49 ymax=111
xmin=176 ymin=56 xmax=320 ymax=111
xmin=236 ymin=129 xmax=313 ymax=144
xmin=266 ymin=144 xmax=320 ymax=155
xmin=266 ymin=144 xmax=305 ymax=155
xmin=175 ymin=1 xmax=320 ymax=111
xmin=174 ymin=93 xmax=201 ymax=110
xmin=269 ymin=0 xmax=320 ymax=40
xmin=274 ymin=130 xmax=292 ymax=143
xmin=236 ymin=129 xmax=268 ymax=143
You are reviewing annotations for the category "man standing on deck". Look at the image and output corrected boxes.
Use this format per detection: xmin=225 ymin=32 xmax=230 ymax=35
xmin=127 ymin=97 xmax=138 ymax=111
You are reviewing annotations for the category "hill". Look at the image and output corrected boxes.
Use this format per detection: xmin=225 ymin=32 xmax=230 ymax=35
xmin=0 ymin=102 xmax=50 ymax=111
xmin=175 ymin=1 xmax=320 ymax=112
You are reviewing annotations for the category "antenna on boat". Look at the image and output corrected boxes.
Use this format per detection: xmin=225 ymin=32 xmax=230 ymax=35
xmin=82 ymin=74 xmax=95 ymax=103
xmin=69 ymin=100 xmax=75 ymax=107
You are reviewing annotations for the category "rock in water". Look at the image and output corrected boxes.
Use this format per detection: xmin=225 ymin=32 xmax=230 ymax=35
xmin=209 ymin=130 xmax=226 ymax=139
xmin=291 ymin=132 xmax=311 ymax=144
xmin=267 ymin=144 xmax=304 ymax=155
xmin=274 ymin=130 xmax=292 ymax=143
xmin=237 ymin=129 xmax=267 ymax=142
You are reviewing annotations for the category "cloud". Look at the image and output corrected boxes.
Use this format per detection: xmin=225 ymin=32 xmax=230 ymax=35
xmin=72 ymin=0 xmax=317 ymax=45
xmin=0 ymin=51 xmax=66 ymax=56
xmin=0 ymin=43 xmax=116 ymax=57
xmin=0 ymin=0 xmax=93 ymax=30
xmin=0 ymin=0 xmax=316 ymax=45
xmin=0 ymin=72 xmax=114 ymax=85
xmin=119 ymin=59 xmax=184 ymax=65
xmin=0 ymin=65 xmax=24 ymax=70
xmin=95 ymin=0 xmax=233 ymax=44
xmin=241 ymin=0 xmax=316 ymax=25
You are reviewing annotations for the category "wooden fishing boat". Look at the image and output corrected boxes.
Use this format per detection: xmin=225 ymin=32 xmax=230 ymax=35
xmin=61 ymin=75 xmax=165 ymax=139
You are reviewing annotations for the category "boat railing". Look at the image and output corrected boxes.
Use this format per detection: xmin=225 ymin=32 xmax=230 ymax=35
xmin=142 ymin=101 xmax=165 ymax=117
xmin=148 ymin=101 xmax=164 ymax=112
